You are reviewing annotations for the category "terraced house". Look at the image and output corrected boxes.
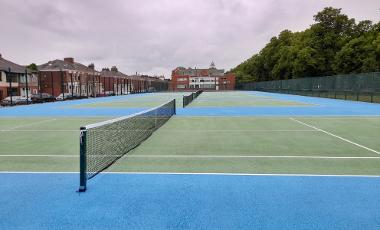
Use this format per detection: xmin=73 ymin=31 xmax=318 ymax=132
xmin=0 ymin=54 xmax=38 ymax=100
xmin=38 ymin=57 xmax=102 ymax=98
xmin=1 ymin=55 xmax=170 ymax=103
xmin=101 ymin=66 xmax=132 ymax=95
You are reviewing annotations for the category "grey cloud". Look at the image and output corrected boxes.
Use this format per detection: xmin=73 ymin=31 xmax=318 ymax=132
xmin=0 ymin=0 xmax=379 ymax=77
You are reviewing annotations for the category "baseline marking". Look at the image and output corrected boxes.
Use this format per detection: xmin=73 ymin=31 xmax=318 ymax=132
xmin=0 ymin=171 xmax=379 ymax=178
xmin=159 ymin=129 xmax=319 ymax=133
xmin=0 ymin=130 xmax=77 ymax=132
xmin=290 ymin=118 xmax=380 ymax=155
xmin=0 ymin=129 xmax=320 ymax=133
xmin=1 ymin=154 xmax=379 ymax=159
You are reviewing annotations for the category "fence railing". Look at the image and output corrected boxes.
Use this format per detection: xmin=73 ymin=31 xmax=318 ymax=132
xmin=239 ymin=72 xmax=380 ymax=103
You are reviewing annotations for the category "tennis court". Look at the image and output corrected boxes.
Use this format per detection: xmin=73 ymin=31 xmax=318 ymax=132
xmin=1 ymin=91 xmax=380 ymax=229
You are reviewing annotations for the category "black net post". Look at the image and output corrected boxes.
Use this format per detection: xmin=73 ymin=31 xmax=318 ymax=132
xmin=25 ymin=69 xmax=29 ymax=104
xmin=79 ymin=75 xmax=82 ymax=98
xmin=79 ymin=127 xmax=87 ymax=192
xmin=174 ymin=99 xmax=176 ymax=115
xmin=60 ymin=69 xmax=65 ymax=100
xmin=38 ymin=72 xmax=42 ymax=99
xmin=71 ymin=73 xmax=74 ymax=97
xmin=8 ymin=68 xmax=13 ymax=106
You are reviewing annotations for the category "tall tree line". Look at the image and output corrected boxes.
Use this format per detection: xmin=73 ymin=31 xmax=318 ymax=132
xmin=231 ymin=7 xmax=380 ymax=85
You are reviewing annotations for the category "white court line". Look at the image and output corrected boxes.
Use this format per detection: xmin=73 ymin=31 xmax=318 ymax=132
xmin=126 ymin=155 xmax=380 ymax=159
xmin=0 ymin=129 xmax=320 ymax=133
xmin=0 ymin=130 xmax=77 ymax=132
xmin=0 ymin=118 xmax=57 ymax=132
xmin=175 ymin=115 xmax=380 ymax=118
xmin=159 ymin=129 xmax=319 ymax=133
xmin=1 ymin=154 xmax=379 ymax=159
xmin=290 ymin=118 xmax=380 ymax=155
xmin=299 ymin=117 xmax=380 ymax=120
xmin=0 ymin=155 xmax=78 ymax=157
xmin=0 ymin=171 xmax=379 ymax=178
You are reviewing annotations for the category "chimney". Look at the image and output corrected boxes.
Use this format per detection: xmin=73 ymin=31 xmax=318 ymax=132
xmin=0 ymin=53 xmax=2 ymax=58
xmin=111 ymin=66 xmax=118 ymax=72
xmin=102 ymin=67 xmax=110 ymax=71
xmin=64 ymin=57 xmax=74 ymax=64
xmin=88 ymin=63 xmax=95 ymax=70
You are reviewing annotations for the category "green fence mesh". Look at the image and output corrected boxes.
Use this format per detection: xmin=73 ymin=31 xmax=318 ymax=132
xmin=240 ymin=72 xmax=380 ymax=103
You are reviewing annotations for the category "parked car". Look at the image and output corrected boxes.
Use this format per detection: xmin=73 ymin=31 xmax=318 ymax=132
xmin=104 ymin=91 xmax=115 ymax=96
xmin=56 ymin=93 xmax=81 ymax=101
xmin=31 ymin=93 xmax=56 ymax=103
xmin=96 ymin=93 xmax=107 ymax=97
xmin=1 ymin=96 xmax=31 ymax=106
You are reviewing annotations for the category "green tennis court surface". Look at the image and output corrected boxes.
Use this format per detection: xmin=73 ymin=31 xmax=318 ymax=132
xmin=187 ymin=91 xmax=312 ymax=107
xmin=1 ymin=115 xmax=379 ymax=175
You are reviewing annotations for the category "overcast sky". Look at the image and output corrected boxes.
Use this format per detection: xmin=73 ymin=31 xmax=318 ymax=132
xmin=0 ymin=0 xmax=379 ymax=78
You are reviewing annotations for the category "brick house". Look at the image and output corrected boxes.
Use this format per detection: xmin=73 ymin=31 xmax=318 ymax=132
xmin=101 ymin=66 xmax=131 ymax=95
xmin=100 ymin=67 xmax=169 ymax=95
xmin=38 ymin=57 xmax=101 ymax=97
xmin=171 ymin=62 xmax=235 ymax=91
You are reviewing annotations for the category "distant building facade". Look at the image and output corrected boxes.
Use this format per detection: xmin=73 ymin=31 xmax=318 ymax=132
xmin=0 ymin=54 xmax=38 ymax=100
xmin=171 ymin=62 xmax=235 ymax=91
xmin=0 ymin=54 xmax=170 ymax=102
xmin=38 ymin=57 xmax=102 ymax=97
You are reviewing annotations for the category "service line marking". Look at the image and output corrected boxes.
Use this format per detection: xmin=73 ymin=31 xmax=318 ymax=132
xmin=290 ymin=118 xmax=380 ymax=155
xmin=0 ymin=118 xmax=57 ymax=132
xmin=1 ymin=154 xmax=379 ymax=159
xmin=1 ymin=171 xmax=380 ymax=178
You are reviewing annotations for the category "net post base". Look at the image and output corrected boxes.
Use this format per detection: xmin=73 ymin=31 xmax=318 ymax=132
xmin=78 ymin=186 xmax=86 ymax=192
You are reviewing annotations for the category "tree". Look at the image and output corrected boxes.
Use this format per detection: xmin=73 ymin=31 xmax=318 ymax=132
xmin=230 ymin=7 xmax=379 ymax=83
xmin=27 ymin=63 xmax=38 ymax=71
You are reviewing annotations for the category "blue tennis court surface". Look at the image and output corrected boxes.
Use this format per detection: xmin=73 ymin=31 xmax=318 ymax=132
xmin=1 ymin=91 xmax=380 ymax=229
xmin=1 ymin=173 xmax=380 ymax=230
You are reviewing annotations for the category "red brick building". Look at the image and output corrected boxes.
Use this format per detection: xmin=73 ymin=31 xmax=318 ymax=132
xmin=101 ymin=66 xmax=132 ymax=95
xmin=1 ymin=56 xmax=170 ymax=101
xmin=171 ymin=62 xmax=235 ymax=91
xmin=38 ymin=57 xmax=102 ymax=97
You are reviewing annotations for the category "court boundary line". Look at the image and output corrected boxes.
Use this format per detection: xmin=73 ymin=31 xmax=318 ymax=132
xmin=0 ymin=118 xmax=57 ymax=132
xmin=0 ymin=130 xmax=78 ymax=132
xmin=290 ymin=118 xmax=380 ymax=155
xmin=174 ymin=115 xmax=380 ymax=118
xmin=1 ymin=154 xmax=379 ymax=159
xmin=0 ymin=129 xmax=320 ymax=133
xmin=0 ymin=171 xmax=379 ymax=178
xmin=158 ymin=129 xmax=320 ymax=132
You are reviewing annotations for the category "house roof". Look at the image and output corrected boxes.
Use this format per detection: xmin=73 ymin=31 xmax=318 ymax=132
xmin=0 ymin=55 xmax=26 ymax=73
xmin=101 ymin=68 xmax=128 ymax=78
xmin=38 ymin=59 xmax=99 ymax=74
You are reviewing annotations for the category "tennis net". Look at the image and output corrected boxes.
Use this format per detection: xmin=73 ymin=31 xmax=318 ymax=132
xmin=183 ymin=90 xmax=203 ymax=107
xmin=79 ymin=99 xmax=176 ymax=192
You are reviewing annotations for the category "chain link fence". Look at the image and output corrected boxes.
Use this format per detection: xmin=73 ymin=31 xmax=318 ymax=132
xmin=239 ymin=72 xmax=380 ymax=103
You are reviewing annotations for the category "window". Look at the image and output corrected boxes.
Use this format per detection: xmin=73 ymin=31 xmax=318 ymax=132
xmin=177 ymin=85 xmax=186 ymax=89
xmin=177 ymin=78 xmax=187 ymax=82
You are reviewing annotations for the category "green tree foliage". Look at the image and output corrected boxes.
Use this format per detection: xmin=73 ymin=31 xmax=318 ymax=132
xmin=27 ymin=63 xmax=38 ymax=71
xmin=231 ymin=7 xmax=379 ymax=85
